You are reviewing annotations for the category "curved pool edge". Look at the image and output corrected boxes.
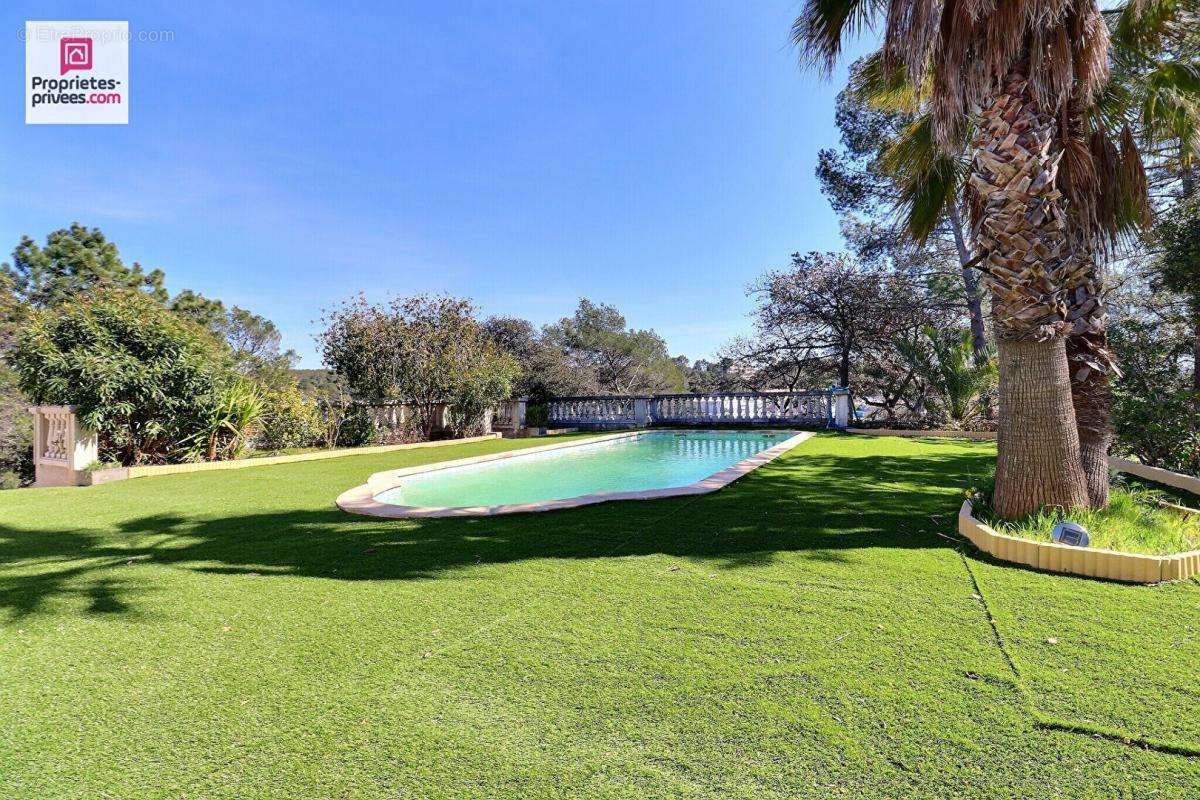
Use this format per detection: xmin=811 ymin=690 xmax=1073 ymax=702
xmin=335 ymin=430 xmax=815 ymax=519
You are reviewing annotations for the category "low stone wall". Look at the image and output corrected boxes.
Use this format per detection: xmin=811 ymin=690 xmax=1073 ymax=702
xmin=78 ymin=434 xmax=502 ymax=485
xmin=846 ymin=428 xmax=996 ymax=440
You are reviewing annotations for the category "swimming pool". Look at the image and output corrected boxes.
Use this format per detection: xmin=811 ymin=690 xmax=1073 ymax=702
xmin=337 ymin=429 xmax=812 ymax=518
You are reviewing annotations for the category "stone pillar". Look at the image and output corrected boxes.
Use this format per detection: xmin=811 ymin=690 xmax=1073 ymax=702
xmin=30 ymin=405 xmax=99 ymax=487
xmin=513 ymin=398 xmax=527 ymax=429
xmin=633 ymin=397 xmax=652 ymax=428
xmin=831 ymin=389 xmax=851 ymax=429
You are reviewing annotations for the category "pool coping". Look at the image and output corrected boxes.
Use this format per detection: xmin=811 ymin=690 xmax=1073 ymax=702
xmin=335 ymin=429 xmax=814 ymax=518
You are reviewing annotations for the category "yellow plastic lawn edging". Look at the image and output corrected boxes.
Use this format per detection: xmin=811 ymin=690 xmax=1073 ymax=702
xmin=111 ymin=434 xmax=503 ymax=480
xmin=1112 ymin=457 xmax=1200 ymax=496
xmin=959 ymin=500 xmax=1200 ymax=584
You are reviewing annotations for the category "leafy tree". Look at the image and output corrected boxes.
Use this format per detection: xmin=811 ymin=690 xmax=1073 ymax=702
xmin=9 ymin=290 xmax=232 ymax=465
xmin=0 ymin=275 xmax=31 ymax=486
xmin=543 ymin=299 xmax=686 ymax=395
xmin=0 ymin=270 xmax=19 ymax=353
xmin=2 ymin=223 xmax=167 ymax=307
xmin=292 ymin=369 xmax=341 ymax=397
xmin=320 ymin=294 xmax=518 ymax=439
xmin=171 ymin=290 xmax=297 ymax=388
xmin=686 ymin=357 xmax=743 ymax=393
xmin=1110 ymin=311 xmax=1198 ymax=474
xmin=170 ymin=289 xmax=228 ymax=329
xmin=0 ymin=375 xmax=30 ymax=488
xmin=483 ymin=315 xmax=582 ymax=400
xmin=742 ymin=252 xmax=938 ymax=388
xmin=319 ymin=294 xmax=410 ymax=406
xmin=221 ymin=306 xmax=297 ymax=388
xmin=3 ymin=225 xmax=293 ymax=382
xmin=448 ymin=352 xmax=520 ymax=437
xmin=1154 ymin=191 xmax=1200 ymax=389
xmin=817 ymin=61 xmax=988 ymax=364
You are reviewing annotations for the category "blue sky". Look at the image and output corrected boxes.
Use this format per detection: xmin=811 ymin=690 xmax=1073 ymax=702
xmin=3 ymin=1 xmax=870 ymax=367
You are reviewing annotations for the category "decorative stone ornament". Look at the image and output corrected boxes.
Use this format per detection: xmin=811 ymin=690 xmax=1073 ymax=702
xmin=29 ymin=405 xmax=99 ymax=487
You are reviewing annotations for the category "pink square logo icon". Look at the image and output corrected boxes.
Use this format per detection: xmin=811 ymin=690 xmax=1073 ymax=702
xmin=60 ymin=37 xmax=92 ymax=75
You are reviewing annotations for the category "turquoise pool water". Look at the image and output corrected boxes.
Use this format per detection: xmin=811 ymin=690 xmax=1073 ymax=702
xmin=374 ymin=430 xmax=794 ymax=509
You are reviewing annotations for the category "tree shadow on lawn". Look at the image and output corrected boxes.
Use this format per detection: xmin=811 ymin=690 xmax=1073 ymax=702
xmin=0 ymin=446 xmax=994 ymax=621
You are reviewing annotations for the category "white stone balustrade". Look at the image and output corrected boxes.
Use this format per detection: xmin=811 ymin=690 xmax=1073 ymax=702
xmin=548 ymin=397 xmax=649 ymax=427
xmin=546 ymin=389 xmax=850 ymax=429
xmin=29 ymin=405 xmax=99 ymax=487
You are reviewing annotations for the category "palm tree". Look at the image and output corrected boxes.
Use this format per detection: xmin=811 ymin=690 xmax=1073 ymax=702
xmin=901 ymin=328 xmax=997 ymax=426
xmin=1054 ymin=2 xmax=1197 ymax=506
xmin=876 ymin=2 xmax=1196 ymax=507
xmin=797 ymin=0 xmax=1199 ymax=514
xmin=793 ymin=0 xmax=1114 ymax=517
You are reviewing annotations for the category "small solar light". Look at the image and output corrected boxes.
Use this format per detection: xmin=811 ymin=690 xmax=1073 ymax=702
xmin=1051 ymin=521 xmax=1090 ymax=547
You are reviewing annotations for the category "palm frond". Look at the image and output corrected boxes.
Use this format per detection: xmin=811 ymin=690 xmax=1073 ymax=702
xmin=1139 ymin=61 xmax=1200 ymax=166
xmin=1111 ymin=0 xmax=1190 ymax=59
xmin=848 ymin=49 xmax=924 ymax=113
xmin=880 ymin=115 xmax=968 ymax=241
xmin=791 ymin=0 xmax=885 ymax=75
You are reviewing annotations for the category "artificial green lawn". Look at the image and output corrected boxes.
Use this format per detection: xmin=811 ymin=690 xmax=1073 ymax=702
xmin=2 ymin=433 xmax=1199 ymax=798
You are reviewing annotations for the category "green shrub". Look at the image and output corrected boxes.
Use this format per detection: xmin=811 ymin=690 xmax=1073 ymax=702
xmin=1110 ymin=313 xmax=1197 ymax=477
xmin=0 ymin=374 xmax=32 ymax=487
xmin=185 ymin=380 xmax=267 ymax=461
xmin=1113 ymin=388 xmax=1200 ymax=476
xmin=9 ymin=289 xmax=232 ymax=465
xmin=321 ymin=294 xmax=517 ymax=440
xmin=525 ymin=403 xmax=549 ymax=427
xmin=448 ymin=346 xmax=519 ymax=438
xmin=336 ymin=406 xmax=376 ymax=447
xmin=258 ymin=385 xmax=324 ymax=451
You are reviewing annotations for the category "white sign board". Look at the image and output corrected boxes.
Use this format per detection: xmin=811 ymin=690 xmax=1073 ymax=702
xmin=25 ymin=21 xmax=129 ymax=125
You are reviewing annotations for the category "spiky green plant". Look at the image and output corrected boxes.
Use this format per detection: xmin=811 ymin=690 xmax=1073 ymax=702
xmin=901 ymin=329 xmax=997 ymax=427
xmin=186 ymin=380 xmax=267 ymax=461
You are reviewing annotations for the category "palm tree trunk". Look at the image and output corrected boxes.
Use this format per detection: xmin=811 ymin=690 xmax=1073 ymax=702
xmin=1065 ymin=259 xmax=1114 ymax=508
xmin=995 ymin=337 xmax=1089 ymax=516
xmin=970 ymin=71 xmax=1089 ymax=518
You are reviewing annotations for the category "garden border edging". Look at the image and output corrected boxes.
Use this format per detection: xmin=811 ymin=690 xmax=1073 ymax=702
xmin=959 ymin=500 xmax=1200 ymax=583
xmin=1111 ymin=457 xmax=1200 ymax=496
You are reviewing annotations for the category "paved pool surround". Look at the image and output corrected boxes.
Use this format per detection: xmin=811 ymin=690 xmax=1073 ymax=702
xmin=336 ymin=430 xmax=814 ymax=518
